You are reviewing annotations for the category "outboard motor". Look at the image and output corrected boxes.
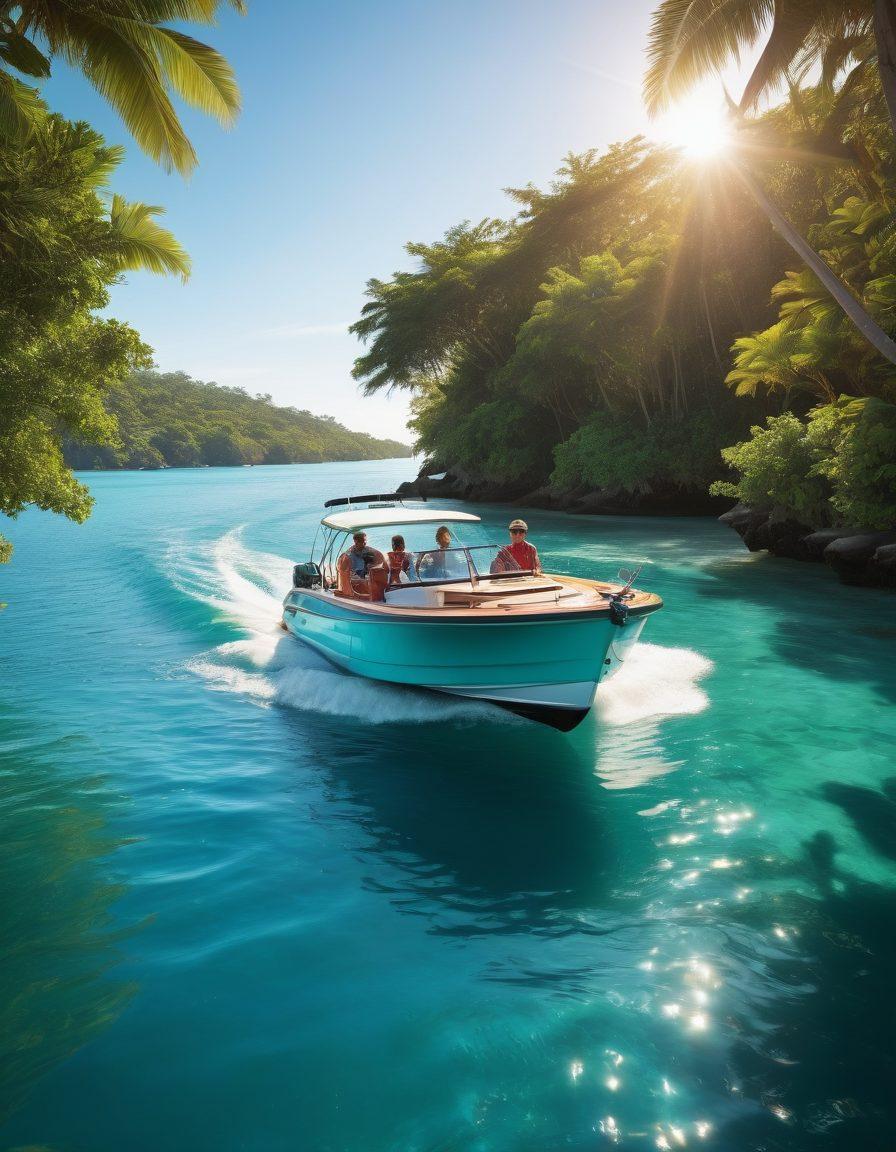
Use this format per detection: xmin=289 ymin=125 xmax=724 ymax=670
xmin=293 ymin=562 xmax=322 ymax=589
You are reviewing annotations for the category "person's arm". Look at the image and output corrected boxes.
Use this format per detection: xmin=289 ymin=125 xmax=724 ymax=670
xmin=532 ymin=544 xmax=542 ymax=574
xmin=490 ymin=547 xmax=510 ymax=574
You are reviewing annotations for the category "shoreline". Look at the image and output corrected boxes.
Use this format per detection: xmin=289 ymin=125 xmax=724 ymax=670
xmin=398 ymin=467 xmax=896 ymax=589
xmin=71 ymin=454 xmax=414 ymax=474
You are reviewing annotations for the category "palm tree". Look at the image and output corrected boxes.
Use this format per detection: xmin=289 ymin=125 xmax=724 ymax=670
xmin=0 ymin=0 xmax=244 ymax=175
xmin=643 ymin=1 xmax=896 ymax=365
xmin=727 ymin=156 xmax=896 ymax=363
xmin=726 ymin=321 xmax=817 ymax=399
xmin=643 ymin=1 xmax=896 ymax=138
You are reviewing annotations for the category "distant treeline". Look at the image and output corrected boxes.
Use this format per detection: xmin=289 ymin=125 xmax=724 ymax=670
xmin=64 ymin=370 xmax=412 ymax=470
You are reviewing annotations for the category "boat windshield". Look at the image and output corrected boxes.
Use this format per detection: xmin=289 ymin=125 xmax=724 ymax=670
xmin=412 ymin=544 xmax=530 ymax=585
xmin=313 ymin=526 xmax=533 ymax=590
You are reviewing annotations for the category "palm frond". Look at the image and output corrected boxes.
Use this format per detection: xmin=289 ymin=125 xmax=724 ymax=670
xmin=818 ymin=30 xmax=874 ymax=88
xmin=109 ymin=194 xmax=191 ymax=281
xmin=815 ymin=55 xmax=877 ymax=154
xmin=738 ymin=0 xmax=821 ymax=112
xmin=644 ymin=0 xmax=773 ymax=115
xmin=0 ymin=68 xmax=44 ymax=142
xmin=113 ymin=21 xmax=240 ymax=124
xmin=16 ymin=0 xmax=245 ymax=174
xmin=0 ymin=28 xmax=51 ymax=77
xmin=55 ymin=10 xmax=196 ymax=174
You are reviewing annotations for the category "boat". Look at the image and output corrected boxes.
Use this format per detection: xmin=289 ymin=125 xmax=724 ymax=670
xmin=280 ymin=494 xmax=662 ymax=730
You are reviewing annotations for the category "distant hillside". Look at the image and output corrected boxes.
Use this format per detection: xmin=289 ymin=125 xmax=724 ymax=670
xmin=64 ymin=370 xmax=411 ymax=470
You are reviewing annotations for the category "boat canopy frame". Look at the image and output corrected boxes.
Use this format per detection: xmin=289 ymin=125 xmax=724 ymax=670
xmin=309 ymin=494 xmax=483 ymax=587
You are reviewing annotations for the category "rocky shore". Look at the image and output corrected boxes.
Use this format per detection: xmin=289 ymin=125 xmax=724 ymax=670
xmin=397 ymin=466 xmax=896 ymax=589
xmin=396 ymin=466 xmax=728 ymax=517
xmin=717 ymin=505 xmax=896 ymax=588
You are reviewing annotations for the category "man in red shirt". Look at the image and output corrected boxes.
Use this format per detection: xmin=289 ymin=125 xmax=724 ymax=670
xmin=493 ymin=518 xmax=542 ymax=574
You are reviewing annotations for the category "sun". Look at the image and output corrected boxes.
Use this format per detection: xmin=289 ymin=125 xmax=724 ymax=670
xmin=654 ymin=88 xmax=732 ymax=160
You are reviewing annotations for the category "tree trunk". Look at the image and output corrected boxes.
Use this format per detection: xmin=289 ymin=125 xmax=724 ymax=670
xmin=874 ymin=0 xmax=896 ymax=140
xmin=700 ymin=279 xmax=724 ymax=369
xmin=730 ymin=157 xmax=896 ymax=366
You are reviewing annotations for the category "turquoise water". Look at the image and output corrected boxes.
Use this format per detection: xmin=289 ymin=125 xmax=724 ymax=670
xmin=1 ymin=459 xmax=895 ymax=1151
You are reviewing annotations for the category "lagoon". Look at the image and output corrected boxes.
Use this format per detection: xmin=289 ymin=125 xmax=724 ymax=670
xmin=1 ymin=458 xmax=895 ymax=1150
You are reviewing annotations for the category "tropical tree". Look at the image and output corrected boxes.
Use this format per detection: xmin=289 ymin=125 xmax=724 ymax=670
xmin=723 ymin=180 xmax=896 ymax=403
xmin=0 ymin=0 xmax=244 ymax=174
xmin=711 ymin=396 xmax=896 ymax=528
xmin=643 ymin=1 xmax=895 ymax=137
xmin=354 ymin=141 xmax=782 ymax=499
xmin=0 ymin=111 xmax=190 ymax=561
xmin=643 ymin=2 xmax=896 ymax=365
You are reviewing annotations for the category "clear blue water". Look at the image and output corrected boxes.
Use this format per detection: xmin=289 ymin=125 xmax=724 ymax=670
xmin=2 ymin=459 xmax=895 ymax=1151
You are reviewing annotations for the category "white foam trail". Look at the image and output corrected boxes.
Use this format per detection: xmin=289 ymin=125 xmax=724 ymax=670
xmin=170 ymin=529 xmax=514 ymax=726
xmin=593 ymin=643 xmax=713 ymax=789
xmin=166 ymin=527 xmax=291 ymax=631
xmin=596 ymin=642 xmax=713 ymax=727
xmin=185 ymin=657 xmax=277 ymax=701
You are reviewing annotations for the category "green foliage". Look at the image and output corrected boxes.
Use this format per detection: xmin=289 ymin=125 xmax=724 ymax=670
xmin=355 ymin=136 xmax=784 ymax=502
xmin=808 ymin=396 xmax=896 ymax=528
xmin=1 ymin=0 xmax=242 ymax=562
xmin=64 ymin=370 xmax=413 ymax=471
xmin=710 ymin=412 xmax=832 ymax=525
xmin=553 ymin=411 xmax=736 ymax=496
xmin=0 ymin=1 xmax=243 ymax=175
xmin=0 ymin=111 xmax=175 ymax=561
xmin=729 ymin=183 xmax=896 ymax=406
xmin=711 ymin=398 xmax=896 ymax=529
xmin=644 ymin=1 xmax=881 ymax=125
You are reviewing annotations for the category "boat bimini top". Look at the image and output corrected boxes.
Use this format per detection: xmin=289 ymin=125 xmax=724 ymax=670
xmin=321 ymin=506 xmax=481 ymax=533
xmin=309 ymin=492 xmax=482 ymax=586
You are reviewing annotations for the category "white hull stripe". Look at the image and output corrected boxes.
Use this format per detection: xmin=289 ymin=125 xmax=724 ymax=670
xmin=427 ymin=680 xmax=598 ymax=710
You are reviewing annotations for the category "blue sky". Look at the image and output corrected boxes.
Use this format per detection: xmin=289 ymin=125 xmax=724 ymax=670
xmin=45 ymin=1 xmax=665 ymax=441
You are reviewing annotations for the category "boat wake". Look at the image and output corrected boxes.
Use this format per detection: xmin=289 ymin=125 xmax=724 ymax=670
xmin=167 ymin=529 xmax=515 ymax=725
xmin=596 ymin=643 xmax=713 ymax=727
xmin=167 ymin=529 xmax=713 ymax=732
xmin=593 ymin=644 xmax=713 ymax=788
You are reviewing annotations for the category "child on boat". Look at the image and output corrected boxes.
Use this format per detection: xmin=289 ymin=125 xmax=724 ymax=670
xmin=387 ymin=534 xmax=412 ymax=583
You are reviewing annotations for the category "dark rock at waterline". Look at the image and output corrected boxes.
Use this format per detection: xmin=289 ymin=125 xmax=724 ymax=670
xmin=398 ymin=469 xmax=532 ymax=505
xmin=824 ymin=532 xmax=896 ymax=586
xmin=516 ymin=485 xmax=573 ymax=510
xmin=717 ymin=504 xmax=896 ymax=588
xmin=722 ymin=506 xmax=814 ymax=559
xmin=801 ymin=529 xmax=863 ymax=560
xmin=399 ymin=466 xmax=729 ymax=516
xmin=741 ymin=516 xmax=814 ymax=558
xmin=718 ymin=503 xmax=767 ymax=533
xmin=873 ymin=544 xmax=896 ymax=588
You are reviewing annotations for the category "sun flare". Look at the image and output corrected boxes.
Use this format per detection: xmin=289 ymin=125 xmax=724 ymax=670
xmin=655 ymin=88 xmax=731 ymax=160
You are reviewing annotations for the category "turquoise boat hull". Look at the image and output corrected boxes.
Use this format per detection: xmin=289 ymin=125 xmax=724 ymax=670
xmin=281 ymin=580 xmax=660 ymax=730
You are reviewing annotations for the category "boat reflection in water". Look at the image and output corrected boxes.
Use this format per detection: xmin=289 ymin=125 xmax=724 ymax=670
xmin=282 ymin=493 xmax=662 ymax=730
